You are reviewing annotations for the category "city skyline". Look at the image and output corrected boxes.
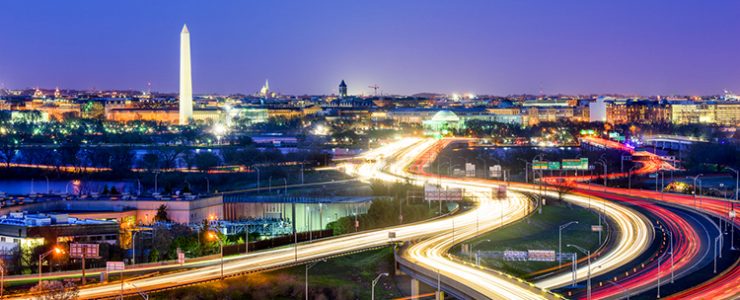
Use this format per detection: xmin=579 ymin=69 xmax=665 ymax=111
xmin=1 ymin=1 xmax=740 ymax=96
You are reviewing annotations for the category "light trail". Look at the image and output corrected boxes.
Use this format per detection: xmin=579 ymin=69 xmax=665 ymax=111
xmin=403 ymin=138 xmax=653 ymax=293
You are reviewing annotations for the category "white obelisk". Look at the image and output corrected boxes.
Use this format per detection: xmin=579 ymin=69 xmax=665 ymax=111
xmin=179 ymin=24 xmax=193 ymax=125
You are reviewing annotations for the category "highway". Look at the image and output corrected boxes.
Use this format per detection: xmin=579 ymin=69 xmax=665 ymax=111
xmin=6 ymin=138 xmax=542 ymax=299
xmin=8 ymin=136 xmax=726 ymax=299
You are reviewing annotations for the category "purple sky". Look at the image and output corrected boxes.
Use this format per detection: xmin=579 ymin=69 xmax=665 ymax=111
xmin=1 ymin=1 xmax=739 ymax=96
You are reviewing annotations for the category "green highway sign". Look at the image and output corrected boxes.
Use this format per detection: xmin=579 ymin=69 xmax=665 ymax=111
xmin=533 ymin=161 xmax=561 ymax=170
xmin=562 ymin=158 xmax=589 ymax=170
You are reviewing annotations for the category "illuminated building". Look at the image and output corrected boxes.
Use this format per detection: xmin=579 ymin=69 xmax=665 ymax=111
xmin=606 ymin=100 xmax=671 ymax=124
xmin=179 ymin=24 xmax=193 ymax=125
xmin=0 ymin=212 xmax=118 ymax=252
xmin=339 ymin=80 xmax=348 ymax=98
xmin=671 ymin=101 xmax=740 ymax=126
xmin=589 ymin=96 xmax=608 ymax=122
xmin=107 ymin=108 xmax=223 ymax=124
xmin=259 ymin=79 xmax=270 ymax=97
xmin=525 ymin=106 xmax=588 ymax=126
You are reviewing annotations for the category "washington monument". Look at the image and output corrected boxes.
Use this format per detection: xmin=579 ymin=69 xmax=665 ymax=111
xmin=179 ymin=24 xmax=193 ymax=125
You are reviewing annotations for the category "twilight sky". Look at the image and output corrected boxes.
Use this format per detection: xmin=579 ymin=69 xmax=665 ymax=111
xmin=1 ymin=1 xmax=739 ymax=96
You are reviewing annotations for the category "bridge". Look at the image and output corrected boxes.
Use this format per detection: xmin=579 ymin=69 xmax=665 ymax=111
xmin=643 ymin=134 xmax=708 ymax=151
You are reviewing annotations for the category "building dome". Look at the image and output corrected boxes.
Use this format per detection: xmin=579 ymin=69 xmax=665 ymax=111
xmin=431 ymin=110 xmax=459 ymax=122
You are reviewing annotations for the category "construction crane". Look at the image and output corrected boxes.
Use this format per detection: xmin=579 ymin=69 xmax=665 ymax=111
xmin=369 ymin=84 xmax=380 ymax=96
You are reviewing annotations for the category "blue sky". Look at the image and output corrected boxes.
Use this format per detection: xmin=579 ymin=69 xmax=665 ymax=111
xmin=1 ymin=1 xmax=739 ymax=96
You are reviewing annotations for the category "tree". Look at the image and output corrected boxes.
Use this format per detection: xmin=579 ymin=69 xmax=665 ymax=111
xmin=194 ymin=152 xmax=220 ymax=172
xmin=154 ymin=204 xmax=170 ymax=223
xmin=141 ymin=153 xmax=160 ymax=172
xmin=0 ymin=134 xmax=21 ymax=168
xmin=29 ymin=280 xmax=79 ymax=300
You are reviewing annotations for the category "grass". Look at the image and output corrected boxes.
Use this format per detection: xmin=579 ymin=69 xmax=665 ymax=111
xmin=147 ymin=247 xmax=401 ymax=300
xmin=453 ymin=199 xmax=605 ymax=279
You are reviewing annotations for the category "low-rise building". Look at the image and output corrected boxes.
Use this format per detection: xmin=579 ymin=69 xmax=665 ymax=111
xmin=0 ymin=212 xmax=119 ymax=252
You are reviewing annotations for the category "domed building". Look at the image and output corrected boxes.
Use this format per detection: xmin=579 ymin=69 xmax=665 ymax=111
xmin=423 ymin=110 xmax=460 ymax=136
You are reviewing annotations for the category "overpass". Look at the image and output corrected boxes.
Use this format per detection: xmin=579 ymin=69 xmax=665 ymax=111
xmin=643 ymin=134 xmax=708 ymax=151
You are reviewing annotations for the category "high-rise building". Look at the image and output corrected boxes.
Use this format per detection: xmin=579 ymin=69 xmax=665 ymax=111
xmin=179 ymin=24 xmax=193 ymax=125
xmin=338 ymin=80 xmax=348 ymax=98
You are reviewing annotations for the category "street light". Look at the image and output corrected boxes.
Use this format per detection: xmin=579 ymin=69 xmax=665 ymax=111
xmin=371 ymin=272 xmax=389 ymax=300
xmin=595 ymin=160 xmax=608 ymax=188
xmin=559 ymin=221 xmax=579 ymax=265
xmin=38 ymin=245 xmax=65 ymax=284
xmin=691 ymin=174 xmax=703 ymax=206
xmin=654 ymin=225 xmax=674 ymax=283
xmin=207 ymin=231 xmax=224 ymax=280
xmin=471 ymin=239 xmax=491 ymax=266
xmin=305 ymin=260 xmax=324 ymax=300
xmin=606 ymin=280 xmax=630 ymax=300
xmin=517 ymin=158 xmax=531 ymax=183
xmin=724 ymin=167 xmax=739 ymax=202
xmin=567 ymin=244 xmax=591 ymax=300
xmin=627 ymin=165 xmax=639 ymax=190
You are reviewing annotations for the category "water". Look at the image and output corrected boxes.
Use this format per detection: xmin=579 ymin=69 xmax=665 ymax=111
xmin=0 ymin=179 xmax=135 ymax=195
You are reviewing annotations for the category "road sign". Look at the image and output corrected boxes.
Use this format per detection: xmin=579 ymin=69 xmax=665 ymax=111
xmin=70 ymin=243 xmax=100 ymax=259
xmin=490 ymin=165 xmax=502 ymax=178
xmin=388 ymin=232 xmax=396 ymax=239
xmin=532 ymin=161 xmax=549 ymax=170
xmin=106 ymin=261 xmax=125 ymax=272
xmin=562 ymin=158 xmax=589 ymax=170
xmin=534 ymin=161 xmax=561 ymax=170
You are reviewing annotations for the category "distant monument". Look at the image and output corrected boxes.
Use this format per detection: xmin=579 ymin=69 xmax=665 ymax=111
xmin=338 ymin=80 xmax=348 ymax=98
xmin=260 ymin=79 xmax=270 ymax=97
xmin=179 ymin=24 xmax=193 ymax=125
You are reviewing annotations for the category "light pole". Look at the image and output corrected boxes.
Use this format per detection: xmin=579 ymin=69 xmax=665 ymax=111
xmin=38 ymin=246 xmax=64 ymax=285
xmin=607 ymin=280 xmax=630 ymax=300
xmin=517 ymin=158 xmax=531 ymax=183
xmin=305 ymin=260 xmax=324 ymax=300
xmin=691 ymin=174 xmax=703 ymax=206
xmin=371 ymin=272 xmax=389 ymax=300
xmin=655 ymin=225 xmax=674 ymax=283
xmin=0 ymin=262 xmax=4 ymax=298
xmin=595 ymin=159 xmax=608 ymax=188
xmin=627 ymin=165 xmax=639 ymax=190
xmin=154 ymin=171 xmax=160 ymax=195
xmin=207 ymin=231 xmax=224 ymax=280
xmin=725 ymin=167 xmax=738 ymax=202
xmin=471 ymin=239 xmax=491 ymax=266
xmin=567 ymin=244 xmax=591 ymax=300
xmin=559 ymin=221 xmax=579 ymax=265
xmin=254 ymin=166 xmax=260 ymax=194
xmin=730 ymin=207 xmax=736 ymax=250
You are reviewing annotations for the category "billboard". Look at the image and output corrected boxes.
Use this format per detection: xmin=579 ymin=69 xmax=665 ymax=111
xmin=527 ymin=250 xmax=556 ymax=262
xmin=70 ymin=243 xmax=100 ymax=259
xmin=106 ymin=261 xmax=125 ymax=272
xmin=562 ymin=158 xmax=589 ymax=170
xmin=489 ymin=165 xmax=502 ymax=178
xmin=465 ymin=163 xmax=476 ymax=177
xmin=424 ymin=184 xmax=463 ymax=201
